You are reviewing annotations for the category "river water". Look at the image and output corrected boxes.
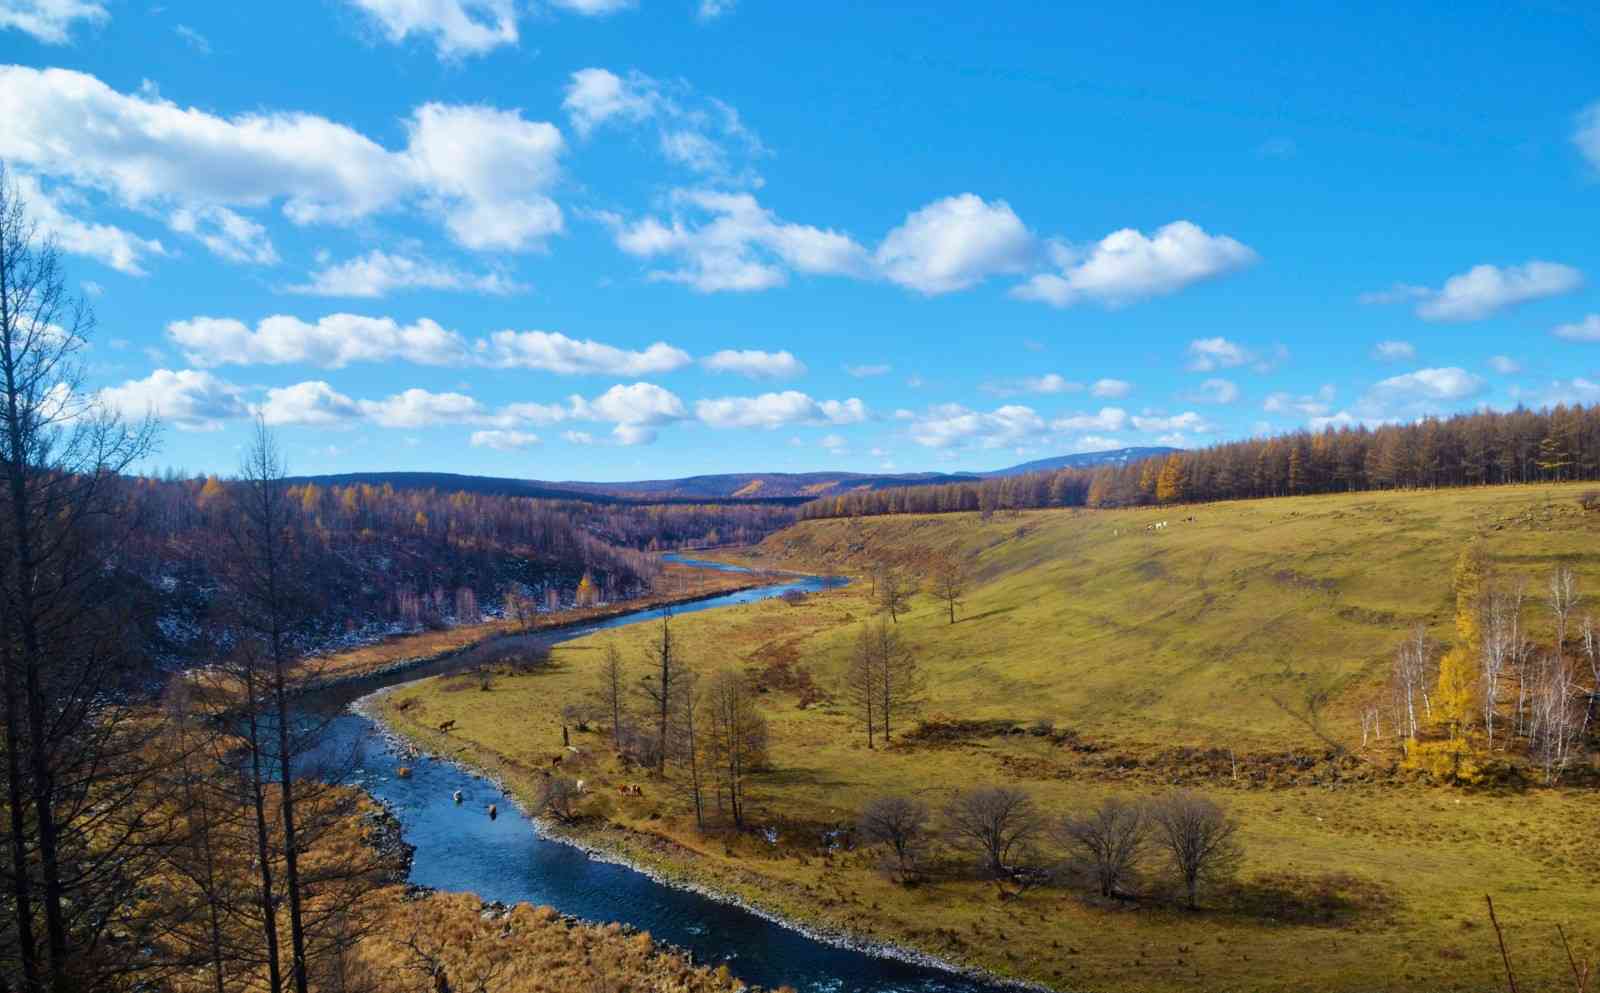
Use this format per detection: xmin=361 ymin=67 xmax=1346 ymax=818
xmin=302 ymin=556 xmax=1018 ymax=993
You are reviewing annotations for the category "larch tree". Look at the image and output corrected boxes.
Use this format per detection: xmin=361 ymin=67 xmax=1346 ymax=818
xmin=0 ymin=164 xmax=163 ymax=993
xmin=1436 ymin=543 xmax=1487 ymax=735
xmin=637 ymin=611 xmax=684 ymax=775
xmin=929 ymin=551 xmax=970 ymax=624
xmin=1155 ymin=453 xmax=1186 ymax=504
xmin=877 ymin=567 xmax=916 ymax=624
xmin=870 ymin=622 xmax=925 ymax=744
xmin=704 ymin=668 xmax=767 ymax=828
xmin=842 ymin=625 xmax=880 ymax=749
xmin=592 ymin=642 xmax=629 ymax=752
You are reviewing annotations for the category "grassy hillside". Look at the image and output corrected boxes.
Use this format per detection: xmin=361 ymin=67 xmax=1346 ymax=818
xmin=379 ymin=482 xmax=1600 ymax=993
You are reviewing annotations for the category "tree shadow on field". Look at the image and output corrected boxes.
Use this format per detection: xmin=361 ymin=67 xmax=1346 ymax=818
xmin=1215 ymin=871 xmax=1400 ymax=929
xmin=760 ymin=766 xmax=851 ymax=790
xmin=956 ymin=605 xmax=1018 ymax=624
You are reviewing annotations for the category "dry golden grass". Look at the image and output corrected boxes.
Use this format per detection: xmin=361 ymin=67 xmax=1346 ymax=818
xmin=378 ymin=483 xmax=1600 ymax=993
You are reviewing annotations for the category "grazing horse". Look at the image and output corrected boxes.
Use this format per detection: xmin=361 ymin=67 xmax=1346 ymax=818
xmin=452 ymin=789 xmax=462 ymax=804
xmin=488 ymin=804 xmax=498 ymax=820
xmin=437 ymin=719 xmax=456 ymax=733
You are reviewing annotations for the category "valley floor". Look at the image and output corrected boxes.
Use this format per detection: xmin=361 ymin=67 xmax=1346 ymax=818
xmin=377 ymin=483 xmax=1600 ymax=992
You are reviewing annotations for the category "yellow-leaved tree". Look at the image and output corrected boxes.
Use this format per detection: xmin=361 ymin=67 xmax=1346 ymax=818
xmin=1155 ymin=453 xmax=1186 ymax=504
xmin=1435 ymin=542 xmax=1486 ymax=736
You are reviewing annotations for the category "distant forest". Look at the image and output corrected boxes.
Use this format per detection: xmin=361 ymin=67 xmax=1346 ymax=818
xmin=799 ymin=404 xmax=1600 ymax=519
xmin=117 ymin=475 xmax=795 ymax=656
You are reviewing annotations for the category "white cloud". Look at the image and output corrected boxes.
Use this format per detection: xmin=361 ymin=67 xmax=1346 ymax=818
xmin=570 ymin=382 xmax=688 ymax=445
xmin=1577 ymin=102 xmax=1600 ymax=172
xmin=1050 ymin=407 xmax=1130 ymax=432
xmin=564 ymin=68 xmax=759 ymax=179
xmin=477 ymin=330 xmax=691 ymax=375
xmin=0 ymin=0 xmax=106 ymax=43
xmin=1554 ymin=314 xmax=1600 ymax=342
xmin=701 ymin=349 xmax=806 ymax=380
xmin=563 ymin=68 xmax=656 ymax=137
xmin=1372 ymin=340 xmax=1416 ymax=362
xmin=358 ymin=388 xmax=485 ymax=428
xmin=549 ymin=0 xmax=634 ymax=13
xmin=1488 ymin=355 xmax=1522 ymax=375
xmin=255 ymin=380 xmax=361 ymax=426
xmin=1363 ymin=368 xmax=1485 ymax=414
xmin=695 ymin=391 xmax=868 ymax=429
xmin=288 ymin=250 xmax=523 ymax=297
xmin=168 ymin=204 xmax=278 ymax=264
xmin=697 ymin=0 xmax=735 ymax=18
xmin=174 ymin=24 xmax=210 ymax=53
xmin=11 ymin=172 xmax=165 ymax=275
xmin=846 ymin=363 xmax=891 ymax=378
xmin=1185 ymin=337 xmax=1252 ymax=372
xmin=98 ymin=369 xmax=246 ymax=431
xmin=875 ymin=194 xmax=1035 ymax=295
xmin=981 ymin=373 xmax=1082 ymax=397
xmin=1013 ymin=220 xmax=1256 ymax=308
xmin=1263 ymin=385 xmax=1336 ymax=418
xmin=1192 ymin=378 xmax=1240 ymax=404
xmin=470 ymin=429 xmax=541 ymax=450
xmin=168 ymin=314 xmax=467 ymax=368
xmin=345 ymin=0 xmax=517 ymax=57
xmin=907 ymin=403 xmax=1048 ymax=450
xmin=819 ymin=432 xmax=847 ymax=452
xmin=615 ymin=189 xmax=869 ymax=292
xmin=1090 ymin=378 xmax=1132 ymax=399
xmin=1130 ymin=411 xmax=1211 ymax=434
xmin=1365 ymin=261 xmax=1583 ymax=322
xmin=0 ymin=67 xmax=565 ymax=255
xmin=405 ymin=102 xmax=565 ymax=251
xmin=562 ymin=430 xmax=596 ymax=445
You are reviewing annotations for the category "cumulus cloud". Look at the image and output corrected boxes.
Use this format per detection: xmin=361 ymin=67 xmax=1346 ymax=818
xmin=1488 ymin=355 xmax=1522 ymax=375
xmin=11 ymin=171 xmax=165 ymax=274
xmin=1185 ymin=337 xmax=1252 ymax=372
xmin=1091 ymin=378 xmax=1133 ymax=399
xmin=1191 ymin=378 xmax=1240 ymax=404
xmin=287 ymin=250 xmax=523 ymax=297
xmin=168 ymin=314 xmax=468 ymax=368
xmin=981 ymin=373 xmax=1081 ymax=397
xmin=358 ymin=388 xmax=485 ymax=428
xmin=906 ymin=403 xmax=1048 ymax=449
xmin=470 ymin=429 xmax=541 ymax=450
xmin=344 ymin=0 xmax=518 ymax=57
xmin=1372 ymin=340 xmax=1416 ymax=362
xmin=563 ymin=68 xmax=759 ymax=179
xmin=695 ymin=391 xmax=868 ymax=430
xmin=0 ymin=67 xmax=566 ymax=258
xmin=477 ymin=331 xmax=691 ymax=375
xmin=614 ymin=189 xmax=870 ymax=292
xmin=1367 ymin=367 xmax=1485 ymax=404
xmin=570 ymin=382 xmax=688 ymax=445
xmin=0 ymin=0 xmax=106 ymax=43
xmin=701 ymin=349 xmax=806 ymax=379
xmin=98 ymin=369 xmax=246 ymax=431
xmin=1263 ymin=385 xmax=1336 ymax=418
xmin=874 ymin=194 xmax=1036 ymax=295
xmin=1130 ymin=411 xmax=1211 ymax=434
xmin=1050 ymin=407 xmax=1130 ymax=432
xmin=1013 ymin=221 xmax=1255 ymax=308
xmin=1554 ymin=314 xmax=1600 ymax=342
xmin=255 ymin=380 xmax=362 ymax=426
xmin=1363 ymin=261 xmax=1582 ymax=322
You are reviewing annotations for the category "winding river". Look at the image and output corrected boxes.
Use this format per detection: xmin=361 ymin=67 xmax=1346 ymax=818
xmin=300 ymin=556 xmax=1018 ymax=993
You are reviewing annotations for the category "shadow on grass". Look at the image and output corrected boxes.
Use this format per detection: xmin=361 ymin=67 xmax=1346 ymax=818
xmin=956 ymin=605 xmax=1019 ymax=624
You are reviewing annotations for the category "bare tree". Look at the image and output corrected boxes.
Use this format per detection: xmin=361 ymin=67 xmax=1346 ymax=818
xmin=1479 ymin=581 xmax=1527 ymax=748
xmin=636 ymin=611 xmax=684 ymax=776
xmin=591 ymin=643 xmax=629 ymax=752
xmin=942 ymin=786 xmax=1042 ymax=877
xmin=858 ymin=795 xmax=930 ymax=880
xmin=535 ymin=777 xmax=583 ymax=822
xmin=877 ymin=567 xmax=917 ymax=624
xmin=1527 ymin=654 xmax=1582 ymax=784
xmin=1549 ymin=566 xmax=1579 ymax=656
xmin=1149 ymin=791 xmax=1242 ymax=909
xmin=1392 ymin=624 xmax=1433 ymax=740
xmin=1057 ymin=796 xmax=1149 ymax=898
xmin=704 ymin=668 xmax=767 ymax=829
xmin=1582 ymin=615 xmax=1598 ymax=738
xmin=929 ymin=552 xmax=970 ymax=624
xmin=673 ymin=668 xmax=706 ymax=830
xmin=842 ymin=626 xmax=879 ymax=749
xmin=872 ymin=622 xmax=925 ymax=743
xmin=0 ymin=164 xmax=162 ymax=993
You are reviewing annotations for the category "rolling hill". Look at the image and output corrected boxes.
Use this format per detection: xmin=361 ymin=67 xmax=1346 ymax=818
xmin=293 ymin=448 xmax=1175 ymax=504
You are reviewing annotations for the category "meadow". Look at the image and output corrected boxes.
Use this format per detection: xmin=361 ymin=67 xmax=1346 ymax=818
xmin=379 ymin=482 xmax=1600 ymax=992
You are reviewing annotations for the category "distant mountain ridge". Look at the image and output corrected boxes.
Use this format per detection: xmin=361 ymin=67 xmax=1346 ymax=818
xmin=292 ymin=447 xmax=1179 ymax=504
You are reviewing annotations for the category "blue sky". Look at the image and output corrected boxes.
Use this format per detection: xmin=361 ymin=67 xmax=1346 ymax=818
xmin=2 ymin=0 xmax=1598 ymax=480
